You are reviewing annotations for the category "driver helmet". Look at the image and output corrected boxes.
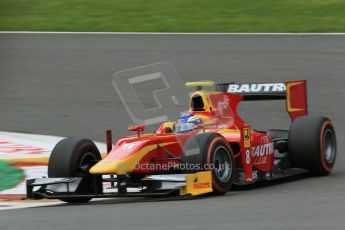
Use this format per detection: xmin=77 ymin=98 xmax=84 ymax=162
xmin=176 ymin=114 xmax=202 ymax=133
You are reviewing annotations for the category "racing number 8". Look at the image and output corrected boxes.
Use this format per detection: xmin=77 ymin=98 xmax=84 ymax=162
xmin=245 ymin=149 xmax=251 ymax=164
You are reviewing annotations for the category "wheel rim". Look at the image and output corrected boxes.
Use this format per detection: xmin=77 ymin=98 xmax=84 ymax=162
xmin=77 ymin=152 xmax=97 ymax=176
xmin=323 ymin=129 xmax=336 ymax=164
xmin=212 ymin=146 xmax=232 ymax=183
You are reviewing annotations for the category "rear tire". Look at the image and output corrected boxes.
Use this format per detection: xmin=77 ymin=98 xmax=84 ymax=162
xmin=181 ymin=133 xmax=235 ymax=194
xmin=288 ymin=115 xmax=336 ymax=176
xmin=48 ymin=138 xmax=102 ymax=203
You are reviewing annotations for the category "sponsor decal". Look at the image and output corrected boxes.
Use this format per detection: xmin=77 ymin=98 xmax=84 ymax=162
xmin=251 ymin=143 xmax=274 ymax=157
xmin=120 ymin=143 xmax=137 ymax=150
xmin=193 ymin=182 xmax=211 ymax=190
xmin=228 ymin=83 xmax=286 ymax=93
xmin=217 ymin=97 xmax=230 ymax=117
xmin=254 ymin=156 xmax=268 ymax=165
xmin=251 ymin=143 xmax=274 ymax=165
xmin=192 ymin=177 xmax=211 ymax=190
xmin=243 ymin=127 xmax=251 ymax=148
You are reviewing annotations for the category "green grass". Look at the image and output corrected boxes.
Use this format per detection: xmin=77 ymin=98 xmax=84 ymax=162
xmin=0 ymin=161 xmax=24 ymax=192
xmin=0 ymin=0 xmax=345 ymax=32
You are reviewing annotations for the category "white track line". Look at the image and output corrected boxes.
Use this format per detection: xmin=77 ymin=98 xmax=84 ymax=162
xmin=0 ymin=201 xmax=62 ymax=211
xmin=1 ymin=31 xmax=345 ymax=35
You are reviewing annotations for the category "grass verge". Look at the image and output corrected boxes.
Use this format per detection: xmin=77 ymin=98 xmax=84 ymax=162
xmin=0 ymin=161 xmax=25 ymax=192
xmin=0 ymin=0 xmax=345 ymax=32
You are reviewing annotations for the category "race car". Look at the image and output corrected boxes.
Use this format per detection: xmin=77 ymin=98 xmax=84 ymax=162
xmin=26 ymin=80 xmax=337 ymax=203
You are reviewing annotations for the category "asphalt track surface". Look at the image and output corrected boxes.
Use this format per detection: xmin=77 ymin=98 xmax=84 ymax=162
xmin=0 ymin=34 xmax=345 ymax=230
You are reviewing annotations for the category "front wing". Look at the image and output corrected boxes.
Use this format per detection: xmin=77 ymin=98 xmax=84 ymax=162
xmin=26 ymin=171 xmax=213 ymax=200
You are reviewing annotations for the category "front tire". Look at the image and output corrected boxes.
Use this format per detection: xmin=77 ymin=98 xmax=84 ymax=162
xmin=181 ymin=133 xmax=235 ymax=194
xmin=288 ymin=115 xmax=336 ymax=176
xmin=48 ymin=138 xmax=102 ymax=203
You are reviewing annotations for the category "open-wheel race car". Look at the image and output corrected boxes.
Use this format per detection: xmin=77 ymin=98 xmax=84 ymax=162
xmin=26 ymin=80 xmax=337 ymax=203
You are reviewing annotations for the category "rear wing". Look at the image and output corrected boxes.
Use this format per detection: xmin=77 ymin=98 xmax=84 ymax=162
xmin=216 ymin=80 xmax=308 ymax=120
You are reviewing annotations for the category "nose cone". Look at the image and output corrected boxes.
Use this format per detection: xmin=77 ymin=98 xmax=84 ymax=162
xmin=89 ymin=144 xmax=160 ymax=175
xmin=89 ymin=159 xmax=118 ymax=174
xmin=90 ymin=157 xmax=141 ymax=175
